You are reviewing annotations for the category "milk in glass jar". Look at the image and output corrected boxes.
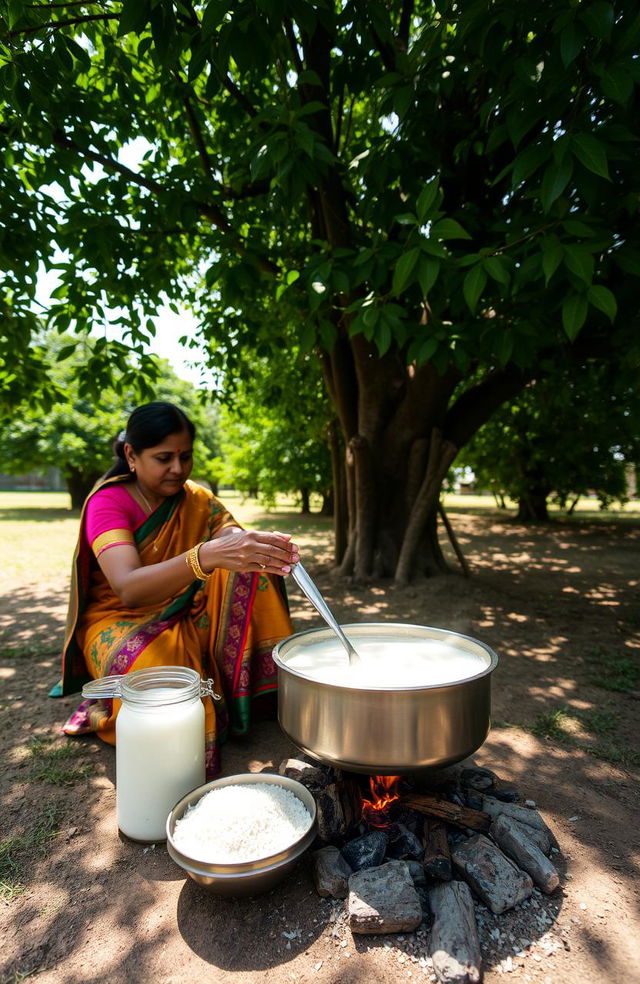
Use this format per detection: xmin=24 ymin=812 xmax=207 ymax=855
xmin=83 ymin=666 xmax=216 ymax=842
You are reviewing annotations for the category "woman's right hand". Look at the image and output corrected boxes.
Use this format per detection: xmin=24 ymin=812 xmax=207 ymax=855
xmin=202 ymin=526 xmax=299 ymax=575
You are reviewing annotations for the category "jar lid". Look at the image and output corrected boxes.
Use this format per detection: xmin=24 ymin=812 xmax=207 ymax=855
xmin=82 ymin=666 xmax=220 ymax=704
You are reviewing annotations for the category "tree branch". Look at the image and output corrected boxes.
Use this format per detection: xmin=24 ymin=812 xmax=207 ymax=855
xmin=52 ymin=128 xmax=232 ymax=233
xmin=51 ymin=129 xmax=280 ymax=274
xmin=181 ymin=91 xmax=215 ymax=183
xmin=8 ymin=12 xmax=118 ymax=36
xmin=398 ymin=0 xmax=414 ymax=52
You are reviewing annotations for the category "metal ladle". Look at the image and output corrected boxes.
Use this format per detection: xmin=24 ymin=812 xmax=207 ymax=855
xmin=290 ymin=561 xmax=361 ymax=665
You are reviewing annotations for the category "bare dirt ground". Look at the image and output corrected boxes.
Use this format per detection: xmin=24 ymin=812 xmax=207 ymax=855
xmin=1 ymin=509 xmax=639 ymax=984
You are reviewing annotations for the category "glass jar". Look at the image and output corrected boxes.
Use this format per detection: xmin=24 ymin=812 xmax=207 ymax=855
xmin=83 ymin=666 xmax=218 ymax=842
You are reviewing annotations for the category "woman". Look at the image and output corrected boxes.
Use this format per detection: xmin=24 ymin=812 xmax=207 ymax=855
xmin=53 ymin=401 xmax=299 ymax=776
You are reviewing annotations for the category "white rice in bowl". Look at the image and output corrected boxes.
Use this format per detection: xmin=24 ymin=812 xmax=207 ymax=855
xmin=172 ymin=782 xmax=313 ymax=864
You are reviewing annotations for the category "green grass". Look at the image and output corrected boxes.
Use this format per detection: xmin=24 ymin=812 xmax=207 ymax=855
xmin=584 ymin=648 xmax=640 ymax=693
xmin=27 ymin=738 xmax=92 ymax=787
xmin=0 ymin=806 xmax=62 ymax=902
xmin=531 ymin=705 xmax=640 ymax=768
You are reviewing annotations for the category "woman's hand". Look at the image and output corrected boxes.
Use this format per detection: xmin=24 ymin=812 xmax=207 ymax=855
xmin=202 ymin=527 xmax=299 ymax=575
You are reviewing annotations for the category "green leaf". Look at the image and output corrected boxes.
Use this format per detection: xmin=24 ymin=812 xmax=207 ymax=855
xmin=416 ymin=180 xmax=439 ymax=223
xmin=587 ymin=285 xmax=617 ymax=321
xmin=571 ymin=133 xmax=610 ymax=179
xmin=562 ymin=294 xmax=588 ymax=340
xmin=417 ymin=256 xmax=440 ymax=296
xmin=483 ymin=255 xmax=509 ymax=286
xmin=430 ymin=218 xmax=471 ymax=240
xmin=495 ymin=332 xmax=513 ymax=366
xmin=562 ymin=219 xmax=593 ymax=237
xmin=392 ymin=248 xmax=420 ymax=296
xmin=119 ymin=0 xmax=152 ymax=36
xmin=374 ymin=320 xmax=392 ymax=357
xmin=416 ymin=336 xmax=439 ymax=365
xmin=540 ymin=158 xmax=573 ymax=211
xmin=563 ymin=245 xmax=594 ymax=285
xmin=541 ymin=238 xmax=563 ymax=285
xmin=299 ymin=322 xmax=316 ymax=352
xmin=463 ymin=266 xmax=487 ymax=314
xmin=55 ymin=344 xmax=77 ymax=363
xmin=579 ymin=1 xmax=614 ymax=40
xmin=512 ymin=143 xmax=549 ymax=187
xmin=600 ymin=64 xmax=634 ymax=105
xmin=560 ymin=24 xmax=583 ymax=67
xmin=394 ymin=212 xmax=418 ymax=226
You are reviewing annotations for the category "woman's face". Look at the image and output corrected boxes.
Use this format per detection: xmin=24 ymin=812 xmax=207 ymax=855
xmin=126 ymin=428 xmax=194 ymax=498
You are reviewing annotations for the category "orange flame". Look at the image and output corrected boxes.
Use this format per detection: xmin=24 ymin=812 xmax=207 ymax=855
xmin=361 ymin=776 xmax=401 ymax=828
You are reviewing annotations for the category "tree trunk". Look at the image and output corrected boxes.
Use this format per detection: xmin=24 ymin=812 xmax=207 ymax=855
xmin=320 ymin=488 xmax=334 ymax=517
xmin=66 ymin=468 xmax=102 ymax=510
xmin=516 ymin=481 xmax=551 ymax=521
xmin=300 ymin=487 xmax=311 ymax=514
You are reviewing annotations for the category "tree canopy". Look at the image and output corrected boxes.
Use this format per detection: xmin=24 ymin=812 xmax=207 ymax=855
xmin=2 ymin=0 xmax=639 ymax=578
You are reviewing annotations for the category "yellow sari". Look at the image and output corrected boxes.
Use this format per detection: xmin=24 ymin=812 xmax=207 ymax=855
xmin=53 ymin=476 xmax=293 ymax=776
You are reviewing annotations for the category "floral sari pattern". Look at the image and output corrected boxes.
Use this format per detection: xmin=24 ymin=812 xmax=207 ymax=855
xmin=54 ymin=476 xmax=292 ymax=777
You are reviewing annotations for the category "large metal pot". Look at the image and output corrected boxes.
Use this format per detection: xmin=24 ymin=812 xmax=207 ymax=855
xmin=273 ymin=623 xmax=499 ymax=775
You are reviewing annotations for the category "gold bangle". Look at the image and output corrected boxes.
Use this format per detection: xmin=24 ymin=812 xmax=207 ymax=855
xmin=186 ymin=542 xmax=210 ymax=581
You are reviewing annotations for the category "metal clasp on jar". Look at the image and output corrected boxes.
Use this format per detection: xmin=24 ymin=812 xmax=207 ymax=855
xmin=200 ymin=678 xmax=222 ymax=701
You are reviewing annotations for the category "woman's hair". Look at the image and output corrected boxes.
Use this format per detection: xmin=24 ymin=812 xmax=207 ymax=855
xmin=106 ymin=402 xmax=196 ymax=478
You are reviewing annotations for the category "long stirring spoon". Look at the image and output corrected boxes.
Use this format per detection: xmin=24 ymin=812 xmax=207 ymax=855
xmin=290 ymin=561 xmax=361 ymax=665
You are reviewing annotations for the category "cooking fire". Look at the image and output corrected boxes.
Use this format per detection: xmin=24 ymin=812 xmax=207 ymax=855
xmin=360 ymin=776 xmax=402 ymax=828
xmin=278 ymin=756 xmax=564 ymax=982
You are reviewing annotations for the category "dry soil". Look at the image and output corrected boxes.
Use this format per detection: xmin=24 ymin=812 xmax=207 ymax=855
xmin=1 ymin=509 xmax=639 ymax=984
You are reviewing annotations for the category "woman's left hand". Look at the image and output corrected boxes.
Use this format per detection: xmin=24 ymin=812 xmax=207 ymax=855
xmin=203 ymin=527 xmax=300 ymax=575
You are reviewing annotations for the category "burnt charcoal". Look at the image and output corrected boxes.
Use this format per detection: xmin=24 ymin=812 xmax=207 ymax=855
xmin=461 ymin=766 xmax=498 ymax=791
xmin=422 ymin=819 xmax=452 ymax=882
xmin=390 ymin=806 xmax=423 ymax=835
xmin=464 ymin=790 xmax=484 ymax=811
xmin=341 ymin=830 xmax=389 ymax=872
xmin=405 ymin=859 xmax=427 ymax=887
xmin=387 ymin=823 xmax=425 ymax=861
xmin=492 ymin=786 xmax=519 ymax=803
xmin=449 ymin=791 xmax=467 ymax=808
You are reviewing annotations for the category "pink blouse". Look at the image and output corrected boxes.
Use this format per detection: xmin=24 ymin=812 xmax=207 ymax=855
xmin=85 ymin=484 xmax=148 ymax=558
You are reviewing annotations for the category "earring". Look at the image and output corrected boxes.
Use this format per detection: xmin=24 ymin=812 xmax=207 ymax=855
xmin=130 ymin=465 xmax=135 ymax=473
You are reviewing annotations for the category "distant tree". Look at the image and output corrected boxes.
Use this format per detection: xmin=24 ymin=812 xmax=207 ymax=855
xmin=460 ymin=362 xmax=640 ymax=520
xmin=0 ymin=334 xmax=221 ymax=507
xmin=218 ymin=350 xmax=333 ymax=513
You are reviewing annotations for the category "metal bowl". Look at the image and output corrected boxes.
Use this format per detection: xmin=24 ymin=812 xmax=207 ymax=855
xmin=166 ymin=773 xmax=317 ymax=896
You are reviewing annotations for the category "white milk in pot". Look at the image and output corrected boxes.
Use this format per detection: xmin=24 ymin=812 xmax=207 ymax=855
xmin=83 ymin=666 xmax=213 ymax=842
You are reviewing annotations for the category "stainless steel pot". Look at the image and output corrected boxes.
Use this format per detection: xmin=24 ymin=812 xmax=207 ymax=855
xmin=273 ymin=623 xmax=499 ymax=775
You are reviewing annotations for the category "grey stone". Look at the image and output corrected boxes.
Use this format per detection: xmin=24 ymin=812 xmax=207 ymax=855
xmin=508 ymin=818 xmax=552 ymax=856
xmin=489 ymin=815 xmax=560 ymax=894
xmin=429 ymin=880 xmax=482 ymax=983
xmin=311 ymin=845 xmax=353 ymax=899
xmin=452 ymin=833 xmax=533 ymax=914
xmin=341 ymin=830 xmax=388 ymax=872
xmin=480 ymin=796 xmax=556 ymax=843
xmin=348 ymin=860 xmax=423 ymax=934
